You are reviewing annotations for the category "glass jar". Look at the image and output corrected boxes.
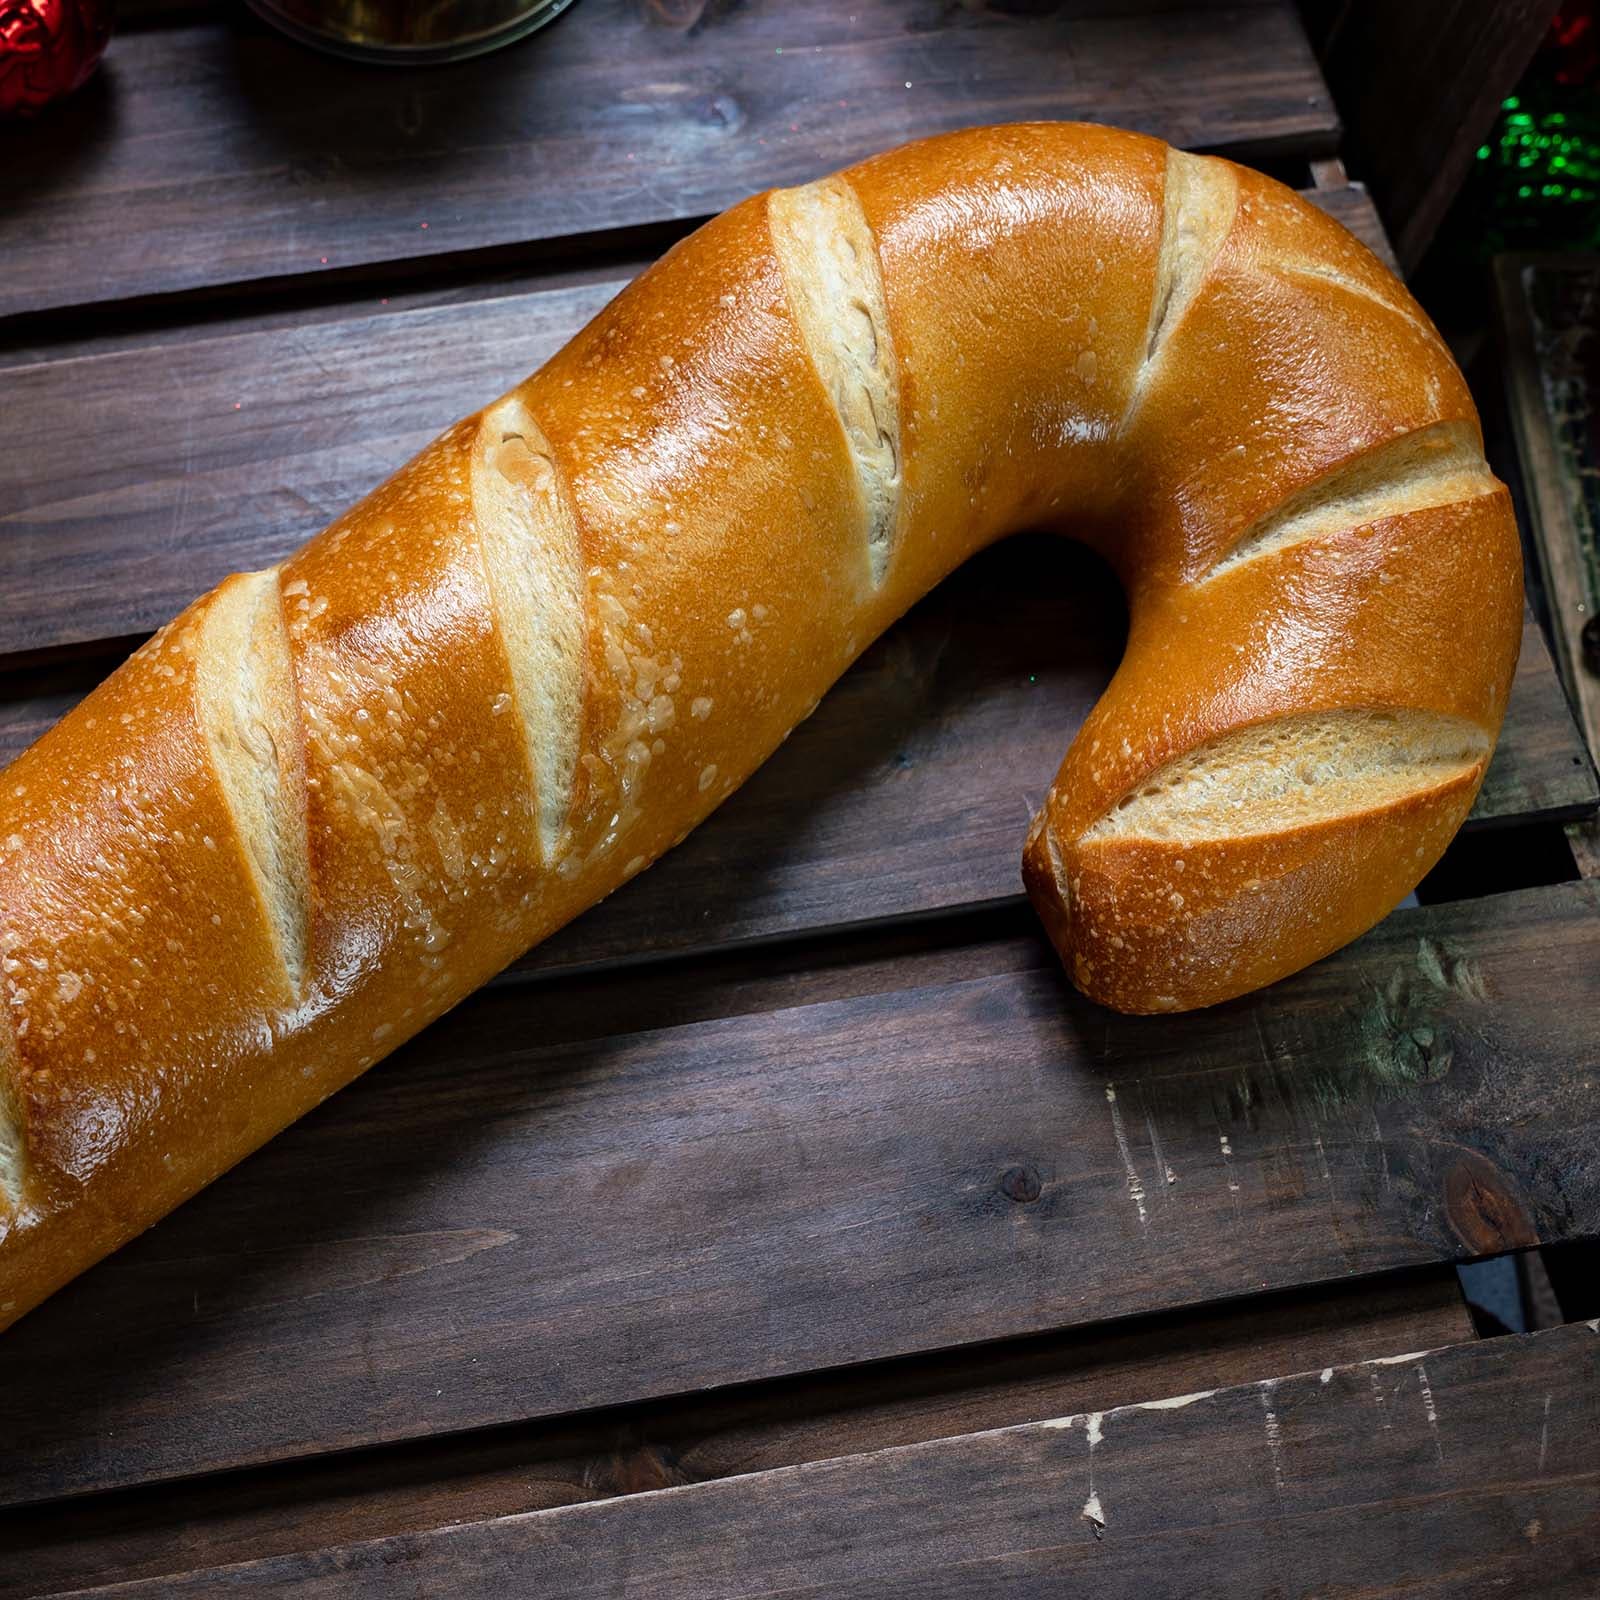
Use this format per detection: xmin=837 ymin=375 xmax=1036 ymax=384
xmin=244 ymin=0 xmax=577 ymax=64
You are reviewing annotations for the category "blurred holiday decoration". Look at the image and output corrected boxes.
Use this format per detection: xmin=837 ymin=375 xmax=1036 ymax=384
xmin=0 ymin=0 xmax=112 ymax=116
xmin=1457 ymin=2 xmax=1600 ymax=259
xmin=245 ymin=0 xmax=577 ymax=61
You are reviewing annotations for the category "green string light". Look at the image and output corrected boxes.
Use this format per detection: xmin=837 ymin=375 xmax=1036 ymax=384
xmin=1461 ymin=75 xmax=1600 ymax=255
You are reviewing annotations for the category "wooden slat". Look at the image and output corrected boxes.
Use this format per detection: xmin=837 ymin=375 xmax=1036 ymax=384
xmin=1 ymin=880 xmax=1596 ymax=1507
xmin=0 ymin=185 xmax=1388 ymax=375
xmin=0 ymin=1269 xmax=1471 ymax=1597
xmin=107 ymin=0 xmax=1294 ymax=29
xmin=1474 ymin=612 xmax=1599 ymax=831
xmin=51 ymin=1323 xmax=1600 ymax=1598
xmin=0 ymin=0 xmax=1335 ymax=321
xmin=0 ymin=281 xmax=619 ymax=656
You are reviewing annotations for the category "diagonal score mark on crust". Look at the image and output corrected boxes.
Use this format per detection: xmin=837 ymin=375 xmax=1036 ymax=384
xmin=1203 ymin=421 xmax=1499 ymax=583
xmin=1121 ymin=148 xmax=1238 ymax=430
xmin=0 ymin=998 xmax=25 ymax=1212
xmin=1262 ymin=256 xmax=1441 ymax=345
xmin=1084 ymin=709 xmax=1490 ymax=845
xmin=196 ymin=570 xmax=310 ymax=1000
xmin=1144 ymin=152 xmax=1237 ymax=361
xmin=1043 ymin=819 xmax=1071 ymax=923
xmin=471 ymin=394 xmax=586 ymax=865
xmin=768 ymin=175 xmax=901 ymax=586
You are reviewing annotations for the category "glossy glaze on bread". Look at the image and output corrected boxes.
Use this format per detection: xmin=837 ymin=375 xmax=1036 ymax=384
xmin=0 ymin=124 xmax=1522 ymax=1329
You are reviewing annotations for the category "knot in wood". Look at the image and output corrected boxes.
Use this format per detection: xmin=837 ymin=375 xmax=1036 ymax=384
xmin=999 ymin=1164 xmax=1042 ymax=1204
xmin=1443 ymin=1149 xmax=1540 ymax=1254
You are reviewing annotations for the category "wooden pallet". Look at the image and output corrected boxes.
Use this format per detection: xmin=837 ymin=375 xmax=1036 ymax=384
xmin=1 ymin=3 xmax=1597 ymax=1593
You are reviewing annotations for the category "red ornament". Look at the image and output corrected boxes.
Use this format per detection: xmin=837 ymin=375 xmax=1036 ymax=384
xmin=0 ymin=0 xmax=112 ymax=118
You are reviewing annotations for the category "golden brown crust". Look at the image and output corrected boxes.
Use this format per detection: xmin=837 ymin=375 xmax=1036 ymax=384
xmin=0 ymin=123 xmax=1523 ymax=1329
xmin=845 ymin=121 xmax=1169 ymax=602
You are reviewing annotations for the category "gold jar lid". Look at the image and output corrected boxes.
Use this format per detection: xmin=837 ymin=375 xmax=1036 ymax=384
xmin=245 ymin=0 xmax=577 ymax=63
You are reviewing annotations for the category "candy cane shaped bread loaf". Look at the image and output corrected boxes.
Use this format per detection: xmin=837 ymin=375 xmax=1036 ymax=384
xmin=0 ymin=124 xmax=1521 ymax=1329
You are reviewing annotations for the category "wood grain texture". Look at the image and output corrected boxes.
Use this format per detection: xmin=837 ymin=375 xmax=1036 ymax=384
xmin=0 ymin=281 xmax=621 ymax=656
xmin=1472 ymin=612 xmax=1599 ymax=832
xmin=0 ymin=0 xmax=1336 ymax=320
xmin=49 ymin=1322 xmax=1600 ymax=1599
xmin=0 ymin=880 xmax=1595 ymax=1508
xmin=0 ymin=1269 xmax=1471 ymax=1597
xmin=1569 ymin=813 xmax=1600 ymax=879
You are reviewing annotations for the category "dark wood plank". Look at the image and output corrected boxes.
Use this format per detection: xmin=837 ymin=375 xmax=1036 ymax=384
xmin=0 ymin=176 xmax=1389 ymax=375
xmin=1473 ymin=611 xmax=1599 ymax=832
xmin=0 ymin=281 xmax=619 ymax=656
xmin=0 ymin=1269 xmax=1471 ymax=1597
xmin=53 ymin=1322 xmax=1600 ymax=1598
xmin=118 ymin=0 xmax=1290 ymax=25
xmin=1318 ymin=0 xmax=1560 ymax=271
xmin=1 ymin=880 xmax=1596 ymax=1507
xmin=493 ymin=596 xmax=1597 ymax=973
xmin=0 ymin=0 xmax=1335 ymax=320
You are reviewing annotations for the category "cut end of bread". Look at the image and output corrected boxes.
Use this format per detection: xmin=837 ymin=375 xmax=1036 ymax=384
xmin=196 ymin=571 xmax=310 ymax=1000
xmin=1042 ymin=708 xmax=1490 ymax=1014
xmin=769 ymin=175 xmax=901 ymax=586
xmin=1084 ymin=708 xmax=1490 ymax=845
xmin=471 ymin=393 xmax=587 ymax=864
xmin=1205 ymin=421 xmax=1498 ymax=581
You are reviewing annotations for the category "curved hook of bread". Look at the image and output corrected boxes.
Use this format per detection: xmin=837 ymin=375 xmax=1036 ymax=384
xmin=0 ymin=124 xmax=1521 ymax=1328
xmin=826 ymin=129 xmax=1519 ymax=1013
